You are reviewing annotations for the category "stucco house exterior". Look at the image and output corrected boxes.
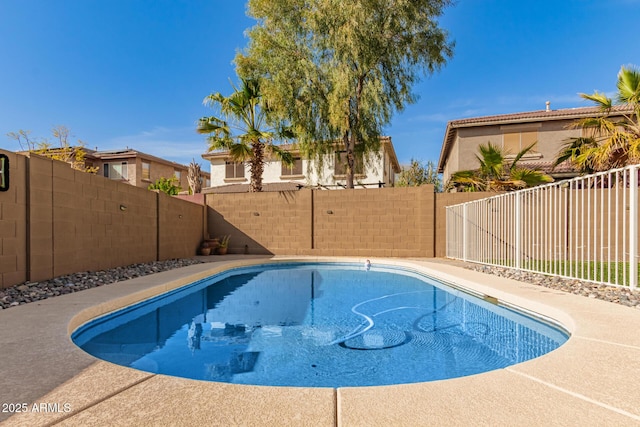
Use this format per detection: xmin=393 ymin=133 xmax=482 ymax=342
xmin=437 ymin=104 xmax=635 ymax=185
xmin=87 ymin=149 xmax=212 ymax=191
xmin=201 ymin=136 xmax=401 ymax=192
xmin=22 ymin=147 xmax=211 ymax=192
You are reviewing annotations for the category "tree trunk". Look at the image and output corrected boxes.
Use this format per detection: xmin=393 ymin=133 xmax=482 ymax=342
xmin=250 ymin=141 xmax=265 ymax=192
xmin=187 ymin=160 xmax=202 ymax=194
xmin=345 ymin=77 xmax=364 ymax=189
xmin=343 ymin=131 xmax=354 ymax=189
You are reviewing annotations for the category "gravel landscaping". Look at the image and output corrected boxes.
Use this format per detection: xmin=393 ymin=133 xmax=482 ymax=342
xmin=0 ymin=259 xmax=204 ymax=310
xmin=467 ymin=264 xmax=640 ymax=308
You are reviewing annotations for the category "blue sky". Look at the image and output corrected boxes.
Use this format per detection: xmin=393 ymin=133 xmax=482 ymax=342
xmin=1 ymin=0 xmax=639 ymax=168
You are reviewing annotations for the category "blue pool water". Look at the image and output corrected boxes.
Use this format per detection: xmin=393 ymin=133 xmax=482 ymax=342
xmin=72 ymin=263 xmax=568 ymax=387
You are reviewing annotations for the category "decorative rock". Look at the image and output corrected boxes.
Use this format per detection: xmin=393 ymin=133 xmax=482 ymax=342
xmin=0 ymin=258 xmax=205 ymax=310
xmin=467 ymin=264 xmax=640 ymax=308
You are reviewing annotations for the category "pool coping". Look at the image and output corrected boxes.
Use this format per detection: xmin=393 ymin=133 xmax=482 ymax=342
xmin=2 ymin=256 xmax=640 ymax=426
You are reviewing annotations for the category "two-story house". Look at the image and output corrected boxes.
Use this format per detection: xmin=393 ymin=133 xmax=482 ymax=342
xmin=89 ymin=149 xmax=212 ymax=191
xmin=437 ymin=103 xmax=635 ymax=185
xmin=202 ymin=136 xmax=401 ymax=192
xmin=22 ymin=147 xmax=211 ymax=192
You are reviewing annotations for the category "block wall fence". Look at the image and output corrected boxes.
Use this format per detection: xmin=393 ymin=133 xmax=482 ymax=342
xmin=0 ymin=149 xmax=491 ymax=290
xmin=0 ymin=150 xmax=206 ymax=290
xmin=205 ymin=188 xmax=493 ymax=258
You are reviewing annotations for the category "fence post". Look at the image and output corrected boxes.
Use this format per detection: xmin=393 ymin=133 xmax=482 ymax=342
xmin=630 ymin=166 xmax=638 ymax=289
xmin=462 ymin=203 xmax=468 ymax=262
xmin=515 ymin=192 xmax=521 ymax=269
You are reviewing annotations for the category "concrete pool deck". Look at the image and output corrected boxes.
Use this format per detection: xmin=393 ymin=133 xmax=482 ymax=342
xmin=1 ymin=256 xmax=640 ymax=426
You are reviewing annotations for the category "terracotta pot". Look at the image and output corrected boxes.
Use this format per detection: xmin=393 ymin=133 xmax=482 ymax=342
xmin=216 ymin=246 xmax=228 ymax=255
xmin=199 ymin=247 xmax=211 ymax=256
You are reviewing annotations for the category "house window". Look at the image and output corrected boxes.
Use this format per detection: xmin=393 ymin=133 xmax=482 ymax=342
xmin=174 ymin=169 xmax=181 ymax=180
xmin=281 ymin=157 xmax=303 ymax=176
xmin=103 ymin=162 xmax=128 ymax=180
xmin=225 ymin=161 xmax=245 ymax=179
xmin=142 ymin=162 xmax=150 ymax=180
xmin=116 ymin=162 xmax=128 ymax=180
xmin=334 ymin=151 xmax=364 ymax=175
xmin=503 ymin=130 xmax=538 ymax=154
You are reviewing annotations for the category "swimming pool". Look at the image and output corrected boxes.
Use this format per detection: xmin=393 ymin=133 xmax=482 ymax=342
xmin=72 ymin=262 xmax=568 ymax=387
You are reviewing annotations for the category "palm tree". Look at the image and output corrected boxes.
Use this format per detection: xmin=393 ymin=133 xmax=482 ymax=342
xmin=446 ymin=143 xmax=553 ymax=192
xmin=552 ymin=136 xmax=599 ymax=175
xmin=197 ymin=78 xmax=294 ymax=192
xmin=554 ymin=65 xmax=640 ymax=172
xmin=187 ymin=159 xmax=202 ymax=194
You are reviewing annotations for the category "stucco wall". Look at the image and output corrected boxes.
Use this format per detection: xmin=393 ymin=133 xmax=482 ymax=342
xmin=294 ymin=151 xmax=388 ymax=188
xmin=136 ymin=158 xmax=191 ymax=192
xmin=443 ymin=119 xmax=583 ymax=184
xmin=100 ymin=157 xmax=193 ymax=193
xmin=208 ymin=147 xmax=392 ymax=189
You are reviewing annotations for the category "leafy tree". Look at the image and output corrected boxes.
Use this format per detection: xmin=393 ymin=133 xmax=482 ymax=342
xmin=446 ymin=143 xmax=553 ymax=192
xmin=554 ymin=65 xmax=640 ymax=172
xmin=148 ymin=176 xmax=181 ymax=195
xmin=197 ymin=78 xmax=293 ymax=192
xmin=236 ymin=0 xmax=454 ymax=188
xmin=7 ymin=126 xmax=98 ymax=173
xmin=397 ymin=159 xmax=442 ymax=191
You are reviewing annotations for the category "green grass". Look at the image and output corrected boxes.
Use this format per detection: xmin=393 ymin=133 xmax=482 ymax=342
xmin=491 ymin=259 xmax=638 ymax=287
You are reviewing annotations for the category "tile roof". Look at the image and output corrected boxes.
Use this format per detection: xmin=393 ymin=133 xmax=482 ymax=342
xmin=91 ymin=149 xmax=187 ymax=169
xmin=86 ymin=148 xmax=210 ymax=177
xmin=19 ymin=146 xmax=208 ymax=175
xmin=446 ymin=105 xmax=633 ymax=127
